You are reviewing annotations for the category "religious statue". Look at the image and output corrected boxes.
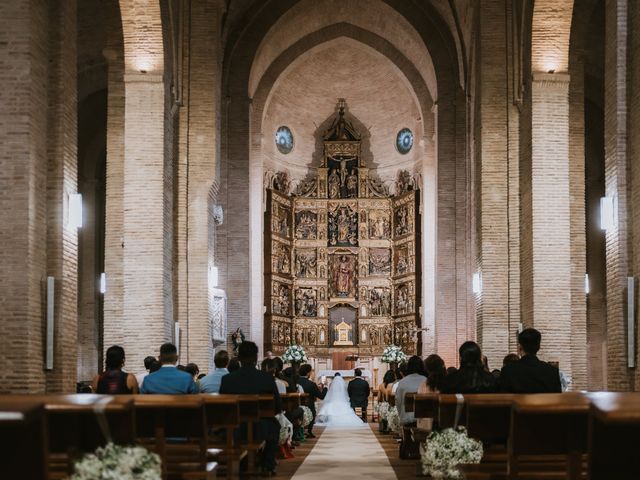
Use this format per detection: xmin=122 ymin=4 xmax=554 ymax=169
xmin=369 ymin=287 xmax=391 ymax=316
xmin=369 ymin=211 xmax=390 ymax=239
xmin=319 ymin=327 xmax=326 ymax=344
xmin=384 ymin=327 xmax=392 ymax=345
xmin=294 ymin=288 xmax=317 ymax=317
xmin=370 ymin=327 xmax=380 ymax=346
xmin=330 ymin=254 xmax=355 ymax=298
xmin=328 ymin=169 xmax=340 ymax=199
xmin=395 ymin=170 xmax=416 ymax=195
xmin=394 ymin=205 xmax=409 ymax=236
xmin=295 ymin=210 xmax=317 ymax=239
xmin=346 ymin=169 xmax=358 ymax=197
xmin=328 ymin=204 xmax=358 ymax=246
xmin=395 ymin=245 xmax=409 ymax=275
xmin=308 ymin=328 xmax=317 ymax=345
xmin=369 ymin=248 xmax=391 ymax=276
xmin=395 ymin=284 xmax=408 ymax=315
xmin=274 ymin=243 xmax=291 ymax=275
xmin=273 ymin=171 xmax=291 ymax=194
xmin=295 ymin=250 xmax=317 ymax=278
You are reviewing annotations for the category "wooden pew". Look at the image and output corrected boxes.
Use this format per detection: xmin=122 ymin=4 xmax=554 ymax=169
xmin=588 ymin=392 xmax=640 ymax=479
xmin=236 ymin=395 xmax=266 ymax=471
xmin=133 ymin=395 xmax=215 ymax=480
xmin=0 ymin=399 xmax=48 ymax=480
xmin=509 ymin=393 xmax=590 ymax=480
xmin=281 ymin=392 xmax=303 ymax=413
xmin=5 ymin=394 xmax=136 ymax=478
xmin=201 ymin=394 xmax=245 ymax=478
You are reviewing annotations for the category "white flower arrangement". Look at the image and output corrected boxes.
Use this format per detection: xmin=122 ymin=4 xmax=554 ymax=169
xmin=381 ymin=345 xmax=407 ymax=364
xmin=70 ymin=443 xmax=161 ymax=480
xmin=301 ymin=405 xmax=314 ymax=427
xmin=376 ymin=401 xmax=390 ymax=420
xmin=421 ymin=427 xmax=483 ymax=479
xmin=283 ymin=344 xmax=308 ymax=364
xmin=386 ymin=406 xmax=401 ymax=433
xmin=278 ymin=424 xmax=290 ymax=445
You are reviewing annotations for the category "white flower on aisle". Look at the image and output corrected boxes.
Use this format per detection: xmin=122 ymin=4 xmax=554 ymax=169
xmin=381 ymin=345 xmax=407 ymax=363
xmin=283 ymin=344 xmax=308 ymax=363
xmin=421 ymin=427 xmax=483 ymax=479
xmin=70 ymin=443 xmax=161 ymax=480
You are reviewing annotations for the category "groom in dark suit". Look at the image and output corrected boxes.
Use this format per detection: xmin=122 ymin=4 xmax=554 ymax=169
xmin=297 ymin=363 xmax=327 ymax=438
xmin=348 ymin=368 xmax=370 ymax=422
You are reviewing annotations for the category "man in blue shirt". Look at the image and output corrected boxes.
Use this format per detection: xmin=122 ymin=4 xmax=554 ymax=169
xmin=140 ymin=343 xmax=198 ymax=394
xmin=199 ymin=350 xmax=229 ymax=393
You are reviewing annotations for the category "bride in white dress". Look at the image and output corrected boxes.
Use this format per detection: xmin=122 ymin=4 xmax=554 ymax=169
xmin=316 ymin=373 xmax=364 ymax=427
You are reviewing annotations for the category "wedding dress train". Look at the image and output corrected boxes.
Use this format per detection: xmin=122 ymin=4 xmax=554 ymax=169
xmin=316 ymin=376 xmax=364 ymax=427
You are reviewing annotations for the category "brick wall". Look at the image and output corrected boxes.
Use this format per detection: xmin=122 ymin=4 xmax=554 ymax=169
xmin=603 ymin=0 xmax=632 ymax=391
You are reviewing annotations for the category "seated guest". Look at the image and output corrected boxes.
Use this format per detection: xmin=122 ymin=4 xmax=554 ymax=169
xmin=500 ymin=328 xmax=562 ymax=393
xmin=395 ymin=356 xmax=426 ymax=425
xmin=135 ymin=355 xmax=157 ymax=389
xmin=377 ymin=370 xmax=396 ymax=402
xmin=140 ymin=343 xmax=198 ymax=394
xmin=274 ymin=357 xmax=297 ymax=393
xmin=220 ymin=341 xmax=281 ymax=475
xmin=297 ymin=364 xmax=327 ymax=438
xmin=92 ymin=345 xmax=138 ymax=394
xmin=417 ymin=354 xmax=446 ymax=431
xmin=392 ymin=363 xmax=408 ymax=394
xmin=493 ymin=353 xmax=519 ymax=379
xmin=228 ymin=357 xmax=241 ymax=373
xmin=200 ymin=350 xmax=230 ymax=393
xmin=185 ymin=363 xmax=199 ymax=380
xmin=442 ymin=341 xmax=498 ymax=394
xmin=262 ymin=358 xmax=288 ymax=394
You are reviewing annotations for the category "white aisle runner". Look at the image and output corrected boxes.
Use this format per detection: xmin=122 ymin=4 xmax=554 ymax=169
xmin=291 ymin=426 xmax=397 ymax=480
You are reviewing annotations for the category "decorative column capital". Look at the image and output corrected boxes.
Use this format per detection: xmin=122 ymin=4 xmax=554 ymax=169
xmin=531 ymin=72 xmax=570 ymax=90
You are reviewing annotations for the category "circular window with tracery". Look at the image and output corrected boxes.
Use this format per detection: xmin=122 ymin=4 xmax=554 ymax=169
xmin=396 ymin=128 xmax=414 ymax=154
xmin=275 ymin=126 xmax=294 ymax=154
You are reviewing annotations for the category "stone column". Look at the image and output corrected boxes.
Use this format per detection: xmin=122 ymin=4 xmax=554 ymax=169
xmin=475 ymin=0 xmax=513 ymax=370
xmin=527 ymin=73 xmax=587 ymax=386
xmin=177 ymin=0 xmax=223 ymax=371
xmin=0 ymin=0 xmax=49 ymax=393
xmin=104 ymin=65 xmax=169 ymax=371
xmin=603 ymin=0 xmax=632 ymax=390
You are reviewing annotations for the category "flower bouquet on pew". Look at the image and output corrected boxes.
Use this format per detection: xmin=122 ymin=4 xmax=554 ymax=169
xmin=386 ymin=406 xmax=401 ymax=434
xmin=70 ymin=443 xmax=161 ymax=480
xmin=420 ymin=427 xmax=483 ymax=479
xmin=283 ymin=344 xmax=308 ymax=364
xmin=300 ymin=405 xmax=313 ymax=428
xmin=376 ymin=401 xmax=390 ymax=433
xmin=381 ymin=345 xmax=407 ymax=364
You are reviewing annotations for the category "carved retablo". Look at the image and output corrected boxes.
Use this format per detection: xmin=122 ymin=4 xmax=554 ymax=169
xmin=264 ymin=100 xmax=421 ymax=357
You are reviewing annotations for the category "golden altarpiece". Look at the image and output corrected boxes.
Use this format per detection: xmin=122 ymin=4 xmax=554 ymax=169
xmin=264 ymin=102 xmax=421 ymax=360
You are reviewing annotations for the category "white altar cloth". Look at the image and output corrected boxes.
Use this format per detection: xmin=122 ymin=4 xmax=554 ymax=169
xmin=318 ymin=369 xmax=372 ymax=379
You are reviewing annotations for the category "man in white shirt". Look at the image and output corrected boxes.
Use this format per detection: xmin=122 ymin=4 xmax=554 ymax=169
xmin=200 ymin=350 xmax=230 ymax=393
xmin=135 ymin=356 xmax=157 ymax=389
